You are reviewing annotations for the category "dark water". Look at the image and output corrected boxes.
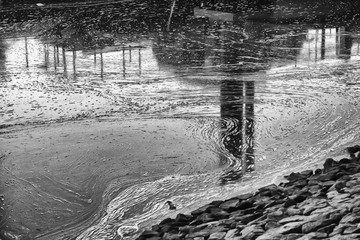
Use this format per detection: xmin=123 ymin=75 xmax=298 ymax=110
xmin=1 ymin=1 xmax=360 ymax=239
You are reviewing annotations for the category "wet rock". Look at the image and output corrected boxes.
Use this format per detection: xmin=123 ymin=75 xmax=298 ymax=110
xmin=343 ymin=225 xmax=360 ymax=234
xmin=329 ymin=234 xmax=360 ymax=240
xmin=220 ymin=199 xmax=241 ymax=211
xmin=284 ymin=172 xmax=306 ymax=182
xmin=210 ymin=200 xmax=225 ymax=207
xmin=217 ymin=219 xmax=237 ymax=228
xmin=159 ymin=218 xmax=174 ymax=226
xmin=285 ymin=206 xmax=303 ymax=216
xmin=263 ymin=200 xmax=278 ymax=209
xmin=237 ymin=200 xmax=253 ymax=210
xmin=349 ymin=186 xmax=360 ymax=196
xmin=209 ymin=207 xmax=230 ymax=219
xmin=280 ymin=233 xmax=305 ymax=240
xmin=146 ymin=237 xmax=161 ymax=240
xmin=240 ymin=225 xmax=264 ymax=240
xmin=257 ymin=222 xmax=304 ymax=240
xmin=316 ymin=223 xmax=337 ymax=235
xmin=178 ymin=225 xmax=192 ymax=234
xmin=301 ymin=170 xmax=313 ymax=177
xmin=339 ymin=158 xmax=353 ymax=164
xmin=339 ymin=213 xmax=360 ymax=224
xmin=236 ymin=212 xmax=263 ymax=225
xmin=266 ymin=209 xmax=285 ymax=221
xmin=208 ymin=232 xmax=227 ymax=240
xmin=185 ymin=230 xmax=211 ymax=239
xmin=314 ymin=168 xmax=322 ymax=175
xmin=293 ymin=179 xmax=308 ymax=189
xmin=163 ymin=232 xmax=184 ymax=240
xmin=191 ymin=204 xmax=217 ymax=216
xmin=224 ymin=229 xmax=239 ymax=239
xmin=175 ymin=213 xmax=193 ymax=223
xmin=297 ymin=232 xmax=328 ymax=240
xmin=277 ymin=221 xmax=305 ymax=234
xmin=166 ymin=201 xmax=176 ymax=210
xmin=283 ymin=198 xmax=297 ymax=208
xmin=264 ymin=221 xmax=281 ymax=230
xmin=323 ymin=158 xmax=338 ymax=173
xmin=301 ymin=213 xmax=340 ymax=234
xmin=139 ymin=230 xmax=161 ymax=239
xmin=191 ymin=213 xmax=216 ymax=225
xmin=267 ymin=209 xmax=285 ymax=221
xmin=300 ymin=199 xmax=329 ymax=215
xmin=347 ymin=145 xmax=360 ymax=158
xmin=292 ymin=192 xmax=309 ymax=203
xmin=278 ymin=215 xmax=316 ymax=225
xmin=255 ymin=231 xmax=282 ymax=240
xmin=237 ymin=193 xmax=253 ymax=201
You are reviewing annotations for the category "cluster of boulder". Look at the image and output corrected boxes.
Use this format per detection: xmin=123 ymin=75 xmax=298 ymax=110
xmin=136 ymin=145 xmax=360 ymax=240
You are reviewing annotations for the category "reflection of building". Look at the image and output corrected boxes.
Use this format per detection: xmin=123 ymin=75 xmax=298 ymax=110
xmin=297 ymin=27 xmax=354 ymax=63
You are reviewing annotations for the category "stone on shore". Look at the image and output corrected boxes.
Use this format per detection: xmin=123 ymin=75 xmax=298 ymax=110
xmin=135 ymin=145 xmax=360 ymax=240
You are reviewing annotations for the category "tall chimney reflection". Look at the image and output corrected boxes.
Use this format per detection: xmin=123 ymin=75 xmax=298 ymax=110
xmin=219 ymin=79 xmax=255 ymax=184
xmin=25 ymin=37 xmax=29 ymax=68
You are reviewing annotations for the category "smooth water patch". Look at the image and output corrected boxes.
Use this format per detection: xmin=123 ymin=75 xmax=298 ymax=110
xmin=0 ymin=118 xmax=224 ymax=239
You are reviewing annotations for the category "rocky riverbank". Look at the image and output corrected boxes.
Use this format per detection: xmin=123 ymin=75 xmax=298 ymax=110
xmin=136 ymin=145 xmax=360 ymax=240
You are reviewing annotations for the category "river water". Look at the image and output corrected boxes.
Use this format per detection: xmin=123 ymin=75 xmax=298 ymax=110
xmin=1 ymin=3 xmax=360 ymax=240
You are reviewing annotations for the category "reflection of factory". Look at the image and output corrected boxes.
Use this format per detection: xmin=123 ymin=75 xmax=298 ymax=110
xmin=297 ymin=27 xmax=359 ymax=62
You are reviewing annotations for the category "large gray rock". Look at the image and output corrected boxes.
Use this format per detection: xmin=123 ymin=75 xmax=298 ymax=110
xmin=240 ymin=225 xmax=264 ymax=240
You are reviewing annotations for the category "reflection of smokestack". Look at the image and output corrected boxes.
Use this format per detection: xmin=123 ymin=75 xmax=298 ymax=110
xmin=44 ymin=44 xmax=49 ymax=69
xmin=94 ymin=49 xmax=96 ymax=64
xmin=56 ymin=46 xmax=59 ymax=66
xmin=100 ymin=48 xmax=103 ymax=79
xmin=315 ymin=29 xmax=318 ymax=62
xmin=122 ymin=46 xmax=126 ymax=77
xmin=245 ymin=81 xmax=255 ymax=172
xmin=139 ymin=48 xmax=142 ymax=76
xmin=321 ymin=27 xmax=325 ymax=60
xmin=53 ymin=46 xmax=57 ymax=71
xmin=219 ymin=78 xmax=255 ymax=184
xmin=62 ymin=46 xmax=67 ymax=76
xmin=25 ymin=37 xmax=29 ymax=68
xmin=129 ymin=45 xmax=132 ymax=62
xmin=72 ymin=49 xmax=76 ymax=79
